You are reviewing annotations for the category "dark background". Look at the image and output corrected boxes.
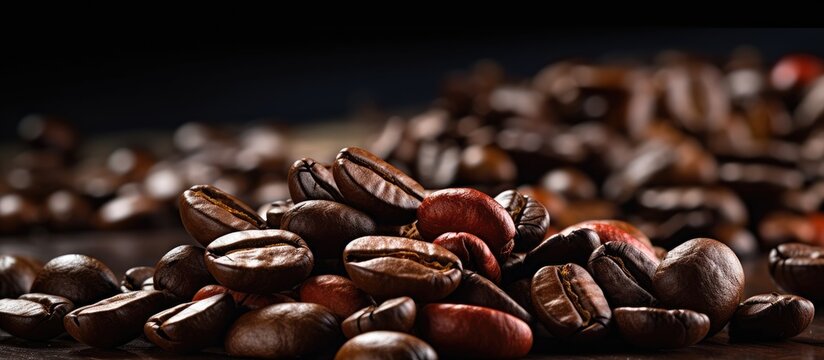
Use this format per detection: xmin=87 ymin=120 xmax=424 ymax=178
xmin=3 ymin=28 xmax=824 ymax=141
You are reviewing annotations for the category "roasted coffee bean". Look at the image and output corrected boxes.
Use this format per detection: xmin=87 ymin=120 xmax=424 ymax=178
xmin=0 ymin=293 xmax=74 ymax=341
xmin=281 ymin=200 xmax=376 ymax=259
xmin=17 ymin=114 xmax=78 ymax=152
xmin=504 ymin=279 xmax=534 ymax=318
xmin=300 ymin=275 xmax=374 ymax=319
xmin=31 ymin=254 xmax=119 ymax=306
xmin=769 ymin=243 xmax=824 ymax=301
xmin=341 ymin=297 xmax=416 ymax=339
xmin=588 ymin=242 xmax=659 ymax=308
xmin=288 ymin=158 xmax=344 ymax=203
xmin=653 ymin=238 xmax=744 ymax=336
xmin=264 ymin=199 xmax=293 ymax=229
xmin=444 ymin=270 xmax=531 ymax=323
xmin=205 ymin=229 xmax=313 ymax=294
xmin=0 ymin=255 xmax=41 ymax=298
xmin=193 ymin=284 xmax=294 ymax=310
xmin=531 ymin=264 xmax=611 ymax=342
xmin=144 ymin=293 xmax=236 ymax=352
xmin=457 ymin=145 xmax=518 ymax=185
xmin=46 ymin=190 xmax=93 ymax=231
xmin=335 ymin=331 xmax=438 ymax=360
xmin=398 ymin=221 xmax=423 ymax=240
xmin=501 ymin=252 xmax=529 ymax=284
xmin=343 ymin=236 xmax=462 ymax=302
xmin=525 ymin=228 xmax=601 ymax=272
xmin=494 ymin=189 xmax=551 ymax=252
xmin=433 ymin=232 xmax=501 ymax=284
xmin=418 ymin=303 xmax=532 ymax=359
xmin=333 ymin=147 xmax=425 ymax=225
xmin=178 ymin=185 xmax=266 ymax=246
xmin=95 ymin=193 xmax=163 ymax=230
xmin=614 ymin=307 xmax=710 ymax=349
xmin=729 ymin=293 xmax=815 ymax=341
xmin=418 ymin=188 xmax=516 ymax=260
xmin=64 ymin=290 xmax=177 ymax=348
xmin=561 ymin=220 xmax=657 ymax=261
xmin=120 ymin=266 xmax=155 ymax=292
xmin=225 ymin=303 xmax=341 ymax=359
xmin=154 ymin=245 xmax=216 ymax=301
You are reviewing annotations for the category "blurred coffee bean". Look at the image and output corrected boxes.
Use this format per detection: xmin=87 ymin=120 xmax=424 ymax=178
xmin=416 ymin=140 xmax=460 ymax=189
xmin=96 ymin=193 xmax=162 ymax=230
xmin=540 ymin=168 xmax=597 ymax=200
xmin=458 ymin=145 xmax=517 ymax=185
xmin=771 ymin=54 xmax=824 ymax=95
xmin=45 ymin=190 xmax=92 ymax=230
xmin=106 ymin=147 xmax=156 ymax=181
xmin=17 ymin=114 xmax=78 ymax=153
xmin=0 ymin=194 xmax=42 ymax=233
xmin=769 ymin=243 xmax=824 ymax=301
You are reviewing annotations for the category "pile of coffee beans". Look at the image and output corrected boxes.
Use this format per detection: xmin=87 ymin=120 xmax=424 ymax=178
xmin=0 ymin=145 xmax=817 ymax=359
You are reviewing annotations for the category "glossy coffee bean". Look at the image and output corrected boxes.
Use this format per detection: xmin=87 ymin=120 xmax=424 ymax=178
xmin=225 ymin=302 xmax=341 ymax=359
xmin=494 ymin=189 xmax=550 ymax=252
xmin=729 ymin=293 xmax=815 ymax=341
xmin=418 ymin=303 xmax=532 ymax=359
xmin=653 ymin=238 xmax=744 ymax=336
xmin=525 ymin=228 xmax=601 ymax=273
xmin=333 ymin=147 xmax=425 ymax=225
xmin=64 ymin=290 xmax=177 ymax=348
xmin=418 ymin=188 xmax=516 ymax=260
xmin=205 ymin=229 xmax=313 ymax=294
xmin=769 ymin=243 xmax=824 ymax=301
xmin=178 ymin=185 xmax=266 ymax=246
xmin=299 ymin=275 xmax=374 ymax=319
xmin=588 ymin=242 xmax=659 ymax=308
xmin=120 ymin=266 xmax=155 ymax=292
xmin=281 ymin=200 xmax=376 ymax=259
xmin=561 ymin=220 xmax=657 ymax=262
xmin=0 ymin=255 xmax=41 ymax=299
xmin=343 ymin=236 xmax=462 ymax=302
xmin=335 ymin=331 xmax=438 ymax=360
xmin=154 ymin=245 xmax=216 ymax=301
xmin=144 ymin=293 xmax=236 ymax=352
xmin=0 ymin=293 xmax=74 ymax=341
xmin=193 ymin=284 xmax=294 ymax=310
xmin=31 ymin=254 xmax=119 ymax=306
xmin=288 ymin=158 xmax=344 ymax=203
xmin=341 ymin=297 xmax=416 ymax=339
xmin=433 ymin=232 xmax=501 ymax=284
xmin=264 ymin=199 xmax=293 ymax=229
xmin=444 ymin=270 xmax=531 ymax=323
xmin=531 ymin=264 xmax=611 ymax=342
xmin=614 ymin=307 xmax=710 ymax=349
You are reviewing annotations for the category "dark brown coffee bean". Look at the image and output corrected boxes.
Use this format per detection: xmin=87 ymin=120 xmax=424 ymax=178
xmin=192 ymin=284 xmax=294 ymax=310
xmin=225 ymin=302 xmax=341 ymax=359
xmin=178 ymin=185 xmax=266 ymax=246
xmin=120 ymin=266 xmax=155 ymax=292
xmin=46 ymin=190 xmax=93 ymax=231
xmin=444 ymin=270 xmax=531 ymax=323
xmin=264 ymin=199 xmax=293 ymax=229
xmin=343 ymin=236 xmax=462 ymax=302
xmin=494 ymin=189 xmax=550 ymax=252
xmin=614 ymin=307 xmax=710 ymax=349
xmin=729 ymin=293 xmax=815 ymax=341
xmin=588 ymin=242 xmax=659 ymax=308
xmin=501 ymin=252 xmax=529 ymax=284
xmin=541 ymin=168 xmax=597 ymax=201
xmin=17 ymin=114 xmax=78 ymax=152
xmin=335 ymin=331 xmax=438 ymax=360
xmin=281 ymin=200 xmax=376 ymax=259
xmin=0 ymin=293 xmax=74 ymax=341
xmin=288 ymin=158 xmax=344 ymax=203
xmin=0 ymin=255 xmax=41 ymax=299
xmin=416 ymin=139 xmax=460 ymax=189
xmin=531 ymin=264 xmax=611 ymax=343
xmin=418 ymin=188 xmax=516 ymax=260
xmin=457 ymin=145 xmax=517 ymax=185
xmin=95 ymin=193 xmax=163 ymax=230
xmin=205 ymin=229 xmax=313 ymax=294
xmin=561 ymin=220 xmax=658 ymax=262
xmin=341 ymin=297 xmax=416 ymax=339
xmin=144 ymin=293 xmax=236 ymax=352
xmin=333 ymin=147 xmax=425 ymax=225
xmin=653 ymin=238 xmax=744 ymax=336
xmin=154 ymin=245 xmax=216 ymax=301
xmin=299 ymin=275 xmax=374 ymax=319
xmin=31 ymin=254 xmax=119 ymax=306
xmin=769 ymin=243 xmax=824 ymax=301
xmin=433 ymin=232 xmax=501 ymax=284
xmin=64 ymin=290 xmax=177 ymax=348
xmin=525 ymin=228 xmax=600 ymax=272
xmin=504 ymin=279 xmax=534 ymax=318
xmin=0 ymin=194 xmax=42 ymax=233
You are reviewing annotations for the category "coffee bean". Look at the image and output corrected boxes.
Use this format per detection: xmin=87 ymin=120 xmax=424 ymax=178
xmin=335 ymin=331 xmax=438 ymax=360
xmin=769 ymin=243 xmax=824 ymax=301
xmin=46 ymin=190 xmax=93 ymax=231
xmin=96 ymin=193 xmax=162 ymax=230
xmin=299 ymin=275 xmax=374 ymax=319
xmin=225 ymin=302 xmax=341 ymax=359
xmin=0 ymin=255 xmax=41 ymax=298
xmin=193 ymin=284 xmax=294 ymax=310
xmin=333 ymin=147 xmax=425 ymax=225
xmin=418 ymin=188 xmax=516 ymax=260
xmin=614 ymin=307 xmax=710 ymax=349
xmin=494 ymin=189 xmax=550 ymax=252
xmin=17 ymin=114 xmax=78 ymax=153
xmin=444 ymin=270 xmax=532 ymax=323
xmin=288 ymin=158 xmax=344 ymax=203
xmin=398 ymin=221 xmax=423 ymax=240
xmin=457 ymin=145 xmax=517 ymax=185
xmin=501 ymin=252 xmax=529 ymax=284
xmin=525 ymin=228 xmax=601 ymax=273
xmin=418 ymin=303 xmax=532 ymax=359
xmin=204 ymin=229 xmax=313 ymax=294
xmin=31 ymin=254 xmax=119 ymax=306
xmin=343 ymin=236 xmax=462 ymax=302
xmin=281 ymin=200 xmax=376 ymax=259
xmin=561 ymin=220 xmax=658 ymax=262
xmin=729 ymin=293 xmax=815 ymax=341
xmin=64 ymin=290 xmax=177 ymax=348
xmin=341 ymin=297 xmax=416 ymax=339
xmin=144 ymin=293 xmax=236 ymax=352
xmin=653 ymin=238 xmax=744 ymax=336
xmin=531 ymin=264 xmax=611 ymax=343
xmin=154 ymin=245 xmax=216 ymax=301
xmin=0 ymin=293 xmax=74 ymax=341
xmin=433 ymin=232 xmax=501 ymax=284
xmin=178 ymin=185 xmax=266 ymax=246
xmin=120 ymin=266 xmax=155 ymax=292
xmin=263 ymin=199 xmax=293 ymax=229
xmin=588 ymin=242 xmax=659 ymax=308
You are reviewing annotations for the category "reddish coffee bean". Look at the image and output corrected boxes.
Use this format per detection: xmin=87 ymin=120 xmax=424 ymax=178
xmin=299 ymin=275 xmax=374 ymax=319
xmin=341 ymin=297 xmax=416 ymax=339
xmin=433 ymin=232 xmax=501 ymax=284
xmin=561 ymin=220 xmax=658 ymax=262
xmin=771 ymin=53 xmax=824 ymax=92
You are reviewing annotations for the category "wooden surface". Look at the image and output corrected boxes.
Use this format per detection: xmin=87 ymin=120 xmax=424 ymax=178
xmin=0 ymin=231 xmax=821 ymax=359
